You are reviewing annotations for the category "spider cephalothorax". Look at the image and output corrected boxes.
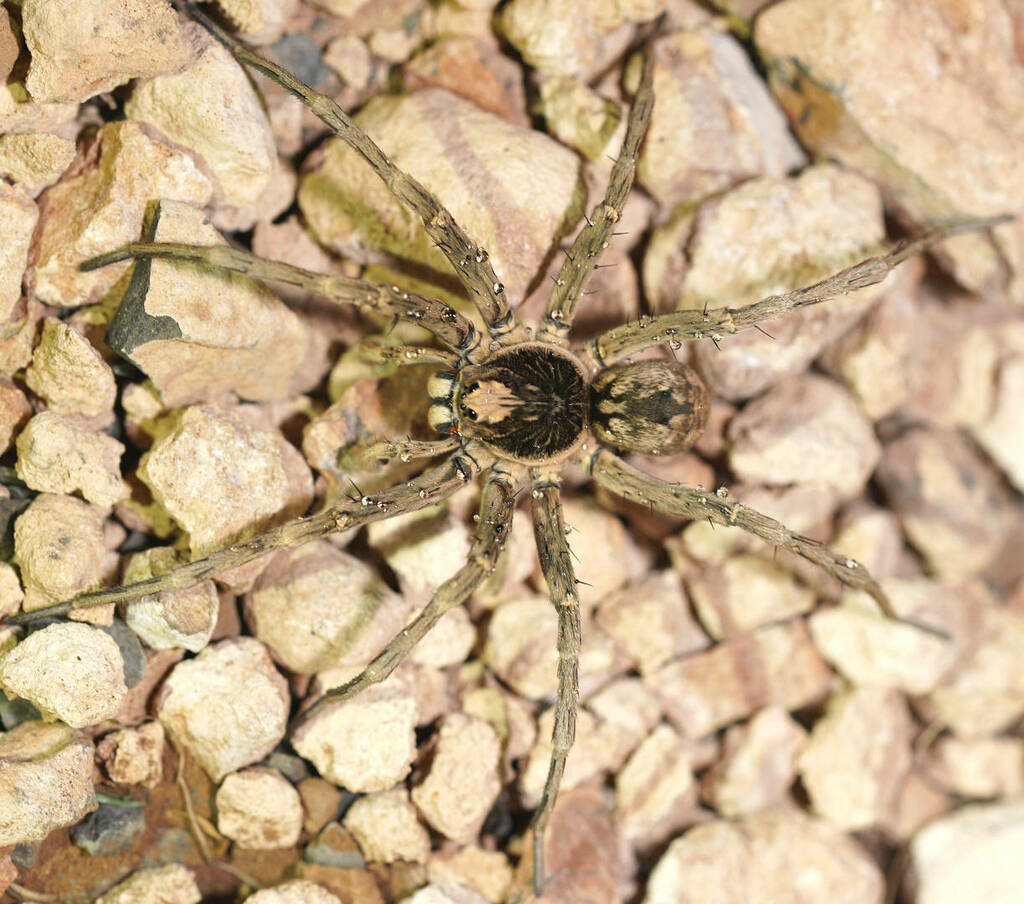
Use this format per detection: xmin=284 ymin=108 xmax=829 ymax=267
xmin=10 ymin=2 xmax=1006 ymax=897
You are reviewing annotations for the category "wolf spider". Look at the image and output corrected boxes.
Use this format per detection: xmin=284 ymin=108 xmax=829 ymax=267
xmin=11 ymin=1 xmax=1007 ymax=895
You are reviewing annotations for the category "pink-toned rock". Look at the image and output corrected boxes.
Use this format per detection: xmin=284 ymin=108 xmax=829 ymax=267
xmin=343 ymin=786 xmax=430 ymax=864
xmin=0 ymin=721 xmax=96 ymax=846
xmin=22 ymin=0 xmax=195 ymax=103
xmin=216 ymin=767 xmax=304 ymax=849
xmin=798 ymin=686 xmax=913 ymax=830
xmin=96 ymin=721 xmax=165 ymax=788
xmin=923 ymin=736 xmax=1024 ymax=801
xmin=0 ymin=376 xmax=31 ymax=453
xmin=973 ymin=355 xmax=1024 ymax=492
xmin=644 ymin=809 xmax=883 ymax=904
xmin=0 ymin=184 xmax=37 ymax=325
xmin=643 ymin=165 xmax=885 ymax=400
xmin=156 ymin=638 xmax=290 ymax=781
xmin=95 ymin=864 xmax=201 ymax=904
xmin=427 ymin=847 xmax=513 ymax=904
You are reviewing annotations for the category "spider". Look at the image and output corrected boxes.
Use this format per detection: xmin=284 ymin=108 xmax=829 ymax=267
xmin=10 ymin=1 xmax=1006 ymax=896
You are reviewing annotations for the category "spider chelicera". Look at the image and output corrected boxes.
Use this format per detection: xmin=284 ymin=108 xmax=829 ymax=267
xmin=11 ymin=2 xmax=1006 ymax=896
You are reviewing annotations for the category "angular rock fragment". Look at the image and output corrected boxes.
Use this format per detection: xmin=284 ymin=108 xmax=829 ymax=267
xmin=245 ymin=880 xmax=343 ymax=904
xmin=15 ymin=412 xmax=127 ymax=507
xmin=107 ymin=201 xmax=324 ymax=407
xmin=973 ymin=355 xmax=1024 ymax=492
xmin=216 ymin=767 xmax=304 ymax=849
xmin=22 ymin=0 xmax=195 ymax=103
xmin=0 ymin=132 xmax=76 ymax=194
xmin=343 ymin=786 xmax=430 ymax=863
xmin=427 ymin=847 xmax=513 ymax=904
xmin=0 ymin=721 xmax=96 ymax=846
xmin=97 ymin=720 xmax=165 ymax=788
xmin=923 ymin=736 xmax=1024 ymax=801
xmin=0 ymin=183 xmax=37 ymax=326
xmin=0 ymin=622 xmax=127 ymax=727
xmin=156 ymin=638 xmax=289 ymax=781
xmin=299 ymin=88 xmax=582 ymax=304
xmin=0 ymin=376 xmax=31 ymax=453
xmin=94 ymin=864 xmax=201 ymax=904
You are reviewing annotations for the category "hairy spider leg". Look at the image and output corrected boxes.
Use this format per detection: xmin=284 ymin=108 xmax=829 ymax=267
xmin=528 ymin=476 xmax=583 ymax=897
xmin=291 ymin=463 xmax=515 ymax=730
xmin=538 ymin=36 xmax=655 ymax=341
xmin=7 ymin=448 xmax=489 ymax=625
xmin=80 ymin=208 xmax=483 ymax=360
xmin=175 ymin=0 xmax=520 ymax=341
xmin=586 ymin=215 xmax=1012 ymax=366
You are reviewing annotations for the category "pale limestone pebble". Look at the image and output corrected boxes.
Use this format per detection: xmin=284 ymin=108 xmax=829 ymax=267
xmin=139 ymin=404 xmax=313 ymax=558
xmin=245 ymin=882 xmax=342 ymax=904
xmin=910 ymin=801 xmax=1024 ymax=904
xmin=727 ymin=374 xmax=881 ymax=500
xmin=14 ymin=412 xmax=126 ymax=507
xmin=831 ymin=505 xmax=912 ymax=581
xmin=643 ymin=165 xmax=885 ymax=401
xmin=108 ymin=201 xmax=323 ymax=408
xmin=402 ymin=885 xmax=489 ymax=904
xmin=13 ymin=493 xmax=106 ymax=611
xmin=703 ymin=706 xmax=807 ymax=819
xmin=877 ymin=427 xmax=1016 ymax=581
xmin=0 ymin=563 xmax=23 ymax=620
xmin=343 ymin=786 xmax=430 ymax=863
xmin=312 ymin=0 xmax=423 ymax=34
xmin=367 ymin=22 xmax=423 ymax=64
xmin=476 ymin=511 xmax=535 ymax=604
xmin=0 ymin=183 xmax=37 ymax=325
xmin=31 ymin=121 xmax=213 ymax=308
xmin=325 ymin=35 xmax=374 ymax=92
xmin=923 ymin=736 xmax=1024 ymax=801
xmin=522 ymin=784 xmax=629 ymax=904
xmin=215 ymin=767 xmax=304 ymax=849
xmin=156 ymin=638 xmax=290 ymax=781
xmin=536 ymin=76 xmax=621 ymax=161
xmin=427 ymin=847 xmax=513 ymax=904
xmin=403 ymin=35 xmax=529 ymax=127
xmin=0 ymin=376 xmax=31 ymax=454
xmin=595 ymin=570 xmax=710 ymax=675
xmin=292 ymin=678 xmax=418 ymax=791
xmin=22 ymin=0 xmax=195 ymax=103
xmin=614 ymin=723 xmax=698 ymax=847
xmin=520 ymin=680 xmax=660 ymax=807
xmin=96 ymin=721 xmax=165 ymax=788
xmin=689 ymin=554 xmax=817 ymax=641
xmin=121 ymin=548 xmax=219 ymax=653
xmin=0 ymin=7 xmax=17 ymax=82
xmin=0 ymin=132 xmax=76 ymax=194
xmin=643 ymin=808 xmax=883 ymax=904
xmin=973 ymin=355 xmax=1024 ymax=492
xmin=244 ymin=542 xmax=413 ymax=675
xmin=889 ymin=770 xmax=953 ymax=841
xmin=412 ymin=713 xmax=501 ymax=843
xmin=95 ymin=864 xmax=201 ymax=904
xmin=755 ymin=0 xmax=1024 ymax=301
xmin=25 ymin=318 xmax=117 ymax=425
xmin=209 ymin=155 xmax=298 ymax=234
xmin=298 ymin=88 xmax=582 ymax=306
xmin=0 ymin=722 xmax=96 ymax=846
xmin=367 ymin=505 xmax=471 ymax=599
xmin=483 ymin=594 xmax=620 ymax=701
xmin=637 ymin=27 xmax=804 ymax=208
xmin=217 ymin=0 xmax=298 ymax=44
xmin=648 ymin=620 xmax=832 ymax=739
xmin=798 ymin=686 xmax=913 ymax=831
xmin=409 ymin=606 xmax=476 ymax=671
xmin=808 ymin=581 xmax=963 ymax=695
xmin=925 ymin=606 xmax=1024 ymax=739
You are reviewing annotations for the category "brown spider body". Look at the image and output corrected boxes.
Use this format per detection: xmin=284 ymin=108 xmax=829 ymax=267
xmin=11 ymin=2 xmax=1007 ymax=897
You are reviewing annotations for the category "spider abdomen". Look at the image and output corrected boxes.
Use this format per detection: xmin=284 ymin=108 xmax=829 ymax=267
xmin=590 ymin=360 xmax=709 ymax=455
xmin=454 ymin=344 xmax=588 ymax=465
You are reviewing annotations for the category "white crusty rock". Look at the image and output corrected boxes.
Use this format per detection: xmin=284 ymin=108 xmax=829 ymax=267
xmin=0 ymin=376 xmax=32 ymax=455
xmin=427 ymin=846 xmax=514 ymax=904
xmin=799 ymin=686 xmax=913 ymax=830
xmin=412 ymin=713 xmax=502 ymax=843
xmin=0 ymin=622 xmax=127 ymax=727
xmin=31 ymin=121 xmax=213 ymax=308
xmin=156 ymin=638 xmax=289 ymax=781
xmin=299 ymin=88 xmax=582 ymax=305
xmin=24 ymin=318 xmax=117 ymax=425
xmin=0 ymin=131 xmax=76 ymax=194
xmin=15 ymin=412 xmax=127 ymax=507
xmin=95 ymin=864 xmax=201 ymax=904
xmin=0 ymin=183 xmax=37 ymax=325
xmin=923 ymin=736 xmax=1024 ymax=801
xmin=292 ymin=679 xmax=418 ymax=792
xmin=911 ymin=801 xmax=1024 ymax=904
xmin=343 ymin=786 xmax=430 ymax=864
xmin=215 ymin=767 xmax=304 ymax=849
xmin=0 ymin=721 xmax=96 ymax=846
xmin=643 ymin=165 xmax=885 ymax=401
xmin=22 ymin=0 xmax=195 ymax=103
xmin=244 ymin=542 xmax=413 ymax=675
xmin=139 ymin=404 xmax=313 ymax=559
xmin=643 ymin=809 xmax=883 ymax=904
xmin=106 ymin=200 xmax=323 ymax=407
xmin=126 ymin=37 xmax=276 ymax=207
xmin=97 ymin=721 xmax=165 ymax=788
xmin=728 ymin=374 xmax=881 ymax=501
xmin=13 ymin=493 xmax=106 ymax=611
xmin=244 ymin=881 xmax=341 ymax=904
xmin=973 ymin=355 xmax=1024 ymax=492
xmin=121 ymin=559 xmax=219 ymax=654
xmin=402 ymin=885 xmax=489 ymax=904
